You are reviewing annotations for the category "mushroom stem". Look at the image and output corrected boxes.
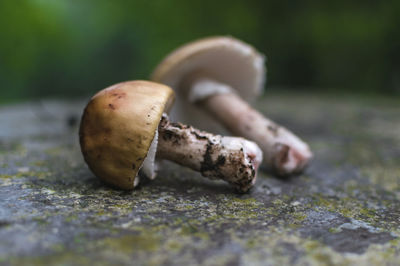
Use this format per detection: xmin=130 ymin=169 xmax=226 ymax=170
xmin=156 ymin=114 xmax=262 ymax=192
xmin=187 ymin=78 xmax=312 ymax=176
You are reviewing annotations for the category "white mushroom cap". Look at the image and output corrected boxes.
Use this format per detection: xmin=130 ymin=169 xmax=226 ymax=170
xmin=151 ymin=36 xmax=266 ymax=133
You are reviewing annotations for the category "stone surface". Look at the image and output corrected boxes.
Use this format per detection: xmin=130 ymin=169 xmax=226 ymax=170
xmin=0 ymin=92 xmax=399 ymax=265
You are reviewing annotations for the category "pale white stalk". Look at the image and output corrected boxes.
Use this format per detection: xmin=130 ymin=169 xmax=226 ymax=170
xmin=188 ymin=78 xmax=312 ymax=176
xmin=156 ymin=114 xmax=262 ymax=192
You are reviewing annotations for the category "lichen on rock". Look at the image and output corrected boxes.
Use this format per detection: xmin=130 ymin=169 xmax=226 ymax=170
xmin=0 ymin=94 xmax=399 ymax=265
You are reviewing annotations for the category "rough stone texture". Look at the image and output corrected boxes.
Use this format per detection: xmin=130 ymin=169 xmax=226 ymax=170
xmin=0 ymin=92 xmax=399 ymax=265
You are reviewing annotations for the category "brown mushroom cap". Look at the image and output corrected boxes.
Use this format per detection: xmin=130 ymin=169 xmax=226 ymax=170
xmin=79 ymin=81 xmax=174 ymax=190
xmin=151 ymin=36 xmax=265 ymax=132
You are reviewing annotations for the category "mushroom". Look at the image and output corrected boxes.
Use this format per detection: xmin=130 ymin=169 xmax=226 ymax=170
xmin=151 ymin=36 xmax=312 ymax=176
xmin=79 ymin=80 xmax=262 ymax=192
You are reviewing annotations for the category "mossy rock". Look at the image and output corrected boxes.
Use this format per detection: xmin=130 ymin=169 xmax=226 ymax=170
xmin=0 ymin=93 xmax=399 ymax=265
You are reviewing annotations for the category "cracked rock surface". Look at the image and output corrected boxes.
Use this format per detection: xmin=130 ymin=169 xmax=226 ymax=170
xmin=0 ymin=92 xmax=399 ymax=265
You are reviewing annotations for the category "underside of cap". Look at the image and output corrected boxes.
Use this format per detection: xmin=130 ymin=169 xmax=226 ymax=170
xmin=151 ymin=36 xmax=265 ymax=133
xmin=141 ymin=130 xmax=159 ymax=181
xmin=79 ymin=81 xmax=174 ymax=190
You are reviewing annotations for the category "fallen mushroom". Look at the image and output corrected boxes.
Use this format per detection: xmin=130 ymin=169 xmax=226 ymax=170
xmin=79 ymin=80 xmax=262 ymax=192
xmin=151 ymin=36 xmax=312 ymax=176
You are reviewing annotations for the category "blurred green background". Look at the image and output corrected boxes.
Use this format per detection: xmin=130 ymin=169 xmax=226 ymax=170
xmin=1 ymin=0 xmax=399 ymax=103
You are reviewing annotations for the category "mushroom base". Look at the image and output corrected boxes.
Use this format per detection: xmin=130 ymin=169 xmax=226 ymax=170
xmin=156 ymin=114 xmax=262 ymax=193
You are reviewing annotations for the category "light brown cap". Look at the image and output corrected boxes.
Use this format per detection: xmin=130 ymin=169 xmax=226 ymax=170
xmin=79 ymin=81 xmax=174 ymax=190
xmin=151 ymin=36 xmax=265 ymax=132
xmin=151 ymin=36 xmax=265 ymax=102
